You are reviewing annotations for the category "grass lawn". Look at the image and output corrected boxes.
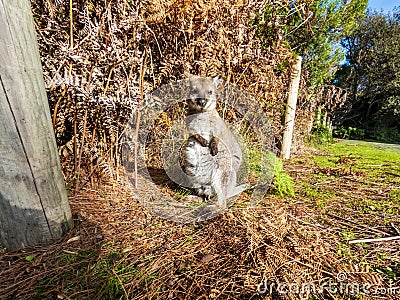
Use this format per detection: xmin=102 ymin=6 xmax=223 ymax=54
xmin=288 ymin=140 xmax=400 ymax=288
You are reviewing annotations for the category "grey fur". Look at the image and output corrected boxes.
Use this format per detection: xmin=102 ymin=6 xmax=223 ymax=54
xmin=180 ymin=77 xmax=248 ymax=209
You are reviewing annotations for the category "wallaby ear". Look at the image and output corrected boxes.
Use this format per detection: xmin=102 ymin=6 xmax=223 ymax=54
xmin=212 ymin=75 xmax=220 ymax=87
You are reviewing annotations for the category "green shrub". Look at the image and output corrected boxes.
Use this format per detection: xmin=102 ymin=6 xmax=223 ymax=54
xmin=311 ymin=125 xmax=333 ymax=145
xmin=348 ymin=126 xmax=365 ymax=139
xmin=368 ymin=126 xmax=400 ymax=143
xmin=267 ymin=153 xmax=295 ymax=198
xmin=333 ymin=126 xmax=349 ymax=139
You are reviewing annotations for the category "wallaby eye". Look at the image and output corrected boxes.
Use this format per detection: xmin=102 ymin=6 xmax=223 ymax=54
xmin=208 ymin=90 xmax=213 ymax=95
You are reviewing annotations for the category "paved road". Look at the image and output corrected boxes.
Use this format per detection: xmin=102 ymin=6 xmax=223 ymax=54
xmin=340 ymin=139 xmax=400 ymax=153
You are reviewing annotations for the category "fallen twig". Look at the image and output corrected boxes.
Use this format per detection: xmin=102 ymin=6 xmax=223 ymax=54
xmin=342 ymin=176 xmax=385 ymax=186
xmin=391 ymin=222 xmax=400 ymax=235
xmin=327 ymin=213 xmax=390 ymax=237
xmin=385 ymin=171 xmax=400 ymax=178
xmin=349 ymin=236 xmax=400 ymax=244
xmin=313 ymin=178 xmax=340 ymax=186
xmin=287 ymin=213 xmax=324 ymax=229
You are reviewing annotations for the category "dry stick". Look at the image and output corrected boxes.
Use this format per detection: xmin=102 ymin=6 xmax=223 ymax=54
xmin=69 ymin=0 xmax=73 ymax=48
xmin=116 ymin=64 xmax=136 ymax=171
xmin=114 ymin=130 xmax=119 ymax=182
xmin=103 ymin=66 xmax=115 ymax=96
xmin=343 ymin=176 xmax=385 ymax=186
xmin=313 ymin=178 xmax=340 ymax=186
xmin=349 ymin=236 xmax=400 ymax=244
xmin=330 ymin=217 xmax=386 ymax=237
xmin=112 ymin=268 xmax=129 ymax=299
xmin=68 ymin=0 xmax=74 ymax=184
xmin=391 ymin=222 xmax=400 ymax=235
xmin=386 ymin=171 xmax=400 ymax=178
xmin=327 ymin=213 xmax=390 ymax=237
xmin=98 ymin=65 xmax=116 ymax=180
xmin=90 ymin=126 xmax=96 ymax=187
xmin=134 ymin=50 xmax=148 ymax=188
xmin=73 ymin=96 xmax=78 ymax=181
xmin=126 ymin=64 xmax=135 ymax=98
xmin=287 ymin=213 xmax=324 ymax=229
xmin=147 ymin=46 xmax=157 ymax=87
xmin=52 ymin=86 xmax=68 ymax=131
xmin=75 ymin=109 xmax=88 ymax=192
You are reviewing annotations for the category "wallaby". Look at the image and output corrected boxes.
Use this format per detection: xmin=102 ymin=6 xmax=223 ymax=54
xmin=180 ymin=76 xmax=248 ymax=210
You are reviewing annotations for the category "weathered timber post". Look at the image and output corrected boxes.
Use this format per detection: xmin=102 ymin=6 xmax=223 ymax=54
xmin=315 ymin=106 xmax=322 ymax=127
xmin=281 ymin=56 xmax=302 ymax=159
xmin=326 ymin=116 xmax=331 ymax=131
xmin=322 ymin=110 xmax=328 ymax=127
xmin=0 ymin=0 xmax=73 ymax=250
xmin=328 ymin=119 xmax=333 ymax=133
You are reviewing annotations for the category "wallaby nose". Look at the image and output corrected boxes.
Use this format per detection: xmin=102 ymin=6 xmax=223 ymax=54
xmin=196 ymin=98 xmax=206 ymax=107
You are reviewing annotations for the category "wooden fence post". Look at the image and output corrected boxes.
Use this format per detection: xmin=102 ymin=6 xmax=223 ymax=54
xmin=328 ymin=119 xmax=333 ymax=133
xmin=315 ymin=106 xmax=322 ymax=127
xmin=0 ymin=0 xmax=73 ymax=250
xmin=281 ymin=56 xmax=302 ymax=159
xmin=322 ymin=110 xmax=328 ymax=127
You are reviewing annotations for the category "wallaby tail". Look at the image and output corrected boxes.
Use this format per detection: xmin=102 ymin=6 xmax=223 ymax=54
xmin=226 ymin=183 xmax=249 ymax=199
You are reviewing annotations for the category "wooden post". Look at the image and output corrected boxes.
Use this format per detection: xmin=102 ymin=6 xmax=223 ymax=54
xmin=0 ymin=0 xmax=73 ymax=250
xmin=281 ymin=56 xmax=302 ymax=159
xmin=308 ymin=118 xmax=314 ymax=135
xmin=315 ymin=106 xmax=322 ymax=127
xmin=322 ymin=110 xmax=328 ymax=127
xmin=326 ymin=117 xmax=331 ymax=131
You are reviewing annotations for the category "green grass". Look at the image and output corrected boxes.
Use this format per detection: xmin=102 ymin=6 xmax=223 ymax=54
xmin=289 ymin=139 xmax=400 ymax=284
xmin=389 ymin=189 xmax=400 ymax=203
xmin=312 ymin=155 xmax=338 ymax=168
xmin=248 ymin=149 xmax=274 ymax=181
xmin=315 ymin=140 xmax=400 ymax=172
xmin=92 ymin=251 xmax=163 ymax=300
xmin=309 ymin=141 xmax=400 ymax=212
xmin=36 ymin=249 xmax=99 ymax=298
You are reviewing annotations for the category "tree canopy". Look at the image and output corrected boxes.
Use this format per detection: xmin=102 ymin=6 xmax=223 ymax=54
xmin=254 ymin=0 xmax=368 ymax=88
xmin=334 ymin=8 xmax=400 ymax=142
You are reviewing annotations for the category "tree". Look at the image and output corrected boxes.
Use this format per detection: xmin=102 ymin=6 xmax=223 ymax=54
xmin=254 ymin=0 xmax=367 ymax=153
xmin=298 ymin=0 xmax=368 ymax=87
xmin=334 ymin=8 xmax=400 ymax=141
xmin=254 ymin=0 xmax=368 ymax=87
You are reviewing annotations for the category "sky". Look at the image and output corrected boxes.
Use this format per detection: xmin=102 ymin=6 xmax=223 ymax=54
xmin=367 ymin=0 xmax=399 ymax=13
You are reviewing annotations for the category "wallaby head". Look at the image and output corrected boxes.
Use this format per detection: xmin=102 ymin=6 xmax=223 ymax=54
xmin=187 ymin=76 xmax=220 ymax=114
